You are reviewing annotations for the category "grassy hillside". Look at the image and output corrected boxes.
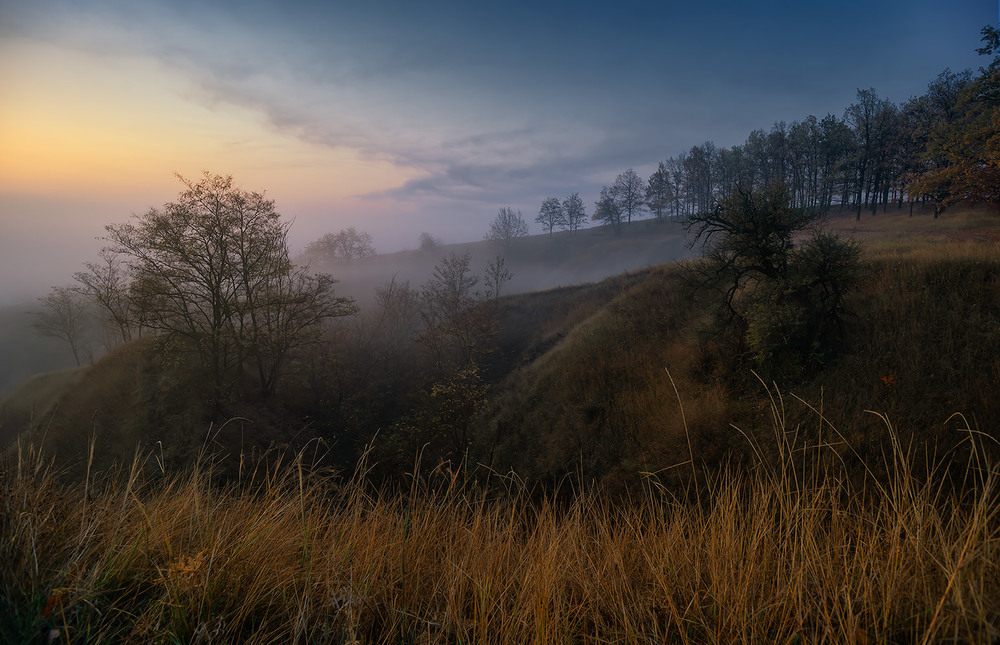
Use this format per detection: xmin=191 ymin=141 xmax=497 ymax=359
xmin=4 ymin=205 xmax=998 ymax=490
xmin=1 ymin=337 xmax=306 ymax=480
xmin=481 ymin=205 xmax=1000 ymax=489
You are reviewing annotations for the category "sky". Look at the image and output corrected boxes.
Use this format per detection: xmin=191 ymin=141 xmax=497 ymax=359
xmin=0 ymin=0 xmax=996 ymax=304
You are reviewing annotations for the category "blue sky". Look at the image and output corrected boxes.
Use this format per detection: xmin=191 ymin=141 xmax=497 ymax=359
xmin=0 ymin=0 xmax=996 ymax=302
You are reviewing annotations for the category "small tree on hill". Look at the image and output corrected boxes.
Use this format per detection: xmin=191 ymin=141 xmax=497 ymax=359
xmin=535 ymin=197 xmax=566 ymax=237
xmin=562 ymin=192 xmax=587 ymax=233
xmin=687 ymin=183 xmax=859 ymax=377
xmin=613 ymin=168 xmax=646 ymax=223
xmin=593 ymin=185 xmax=623 ymax=234
xmin=486 ymin=207 xmax=529 ymax=254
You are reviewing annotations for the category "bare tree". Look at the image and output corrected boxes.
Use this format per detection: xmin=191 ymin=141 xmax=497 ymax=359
xmin=535 ymin=197 xmax=566 ymax=237
xmin=73 ymin=248 xmax=142 ymax=346
xmin=613 ymin=168 xmax=647 ymax=223
xmin=845 ymin=88 xmax=894 ymax=219
xmin=646 ymin=162 xmax=672 ymax=221
xmin=103 ymin=172 xmax=355 ymax=398
xmin=561 ymin=192 xmax=587 ymax=233
xmin=419 ymin=232 xmax=442 ymax=253
xmin=30 ymin=286 xmax=92 ymax=366
xmin=483 ymin=255 xmax=513 ymax=300
xmin=486 ymin=207 xmax=529 ymax=254
xmin=419 ymin=252 xmax=492 ymax=372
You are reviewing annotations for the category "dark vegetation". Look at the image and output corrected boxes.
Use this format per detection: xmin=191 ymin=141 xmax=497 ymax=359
xmin=2 ymin=26 xmax=1000 ymax=644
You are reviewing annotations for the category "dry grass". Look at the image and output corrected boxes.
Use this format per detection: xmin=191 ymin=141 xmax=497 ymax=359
xmin=3 ymin=395 xmax=999 ymax=644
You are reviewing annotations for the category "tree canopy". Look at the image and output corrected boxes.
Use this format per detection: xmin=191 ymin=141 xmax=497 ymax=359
xmin=101 ymin=173 xmax=356 ymax=397
xmin=908 ymin=26 xmax=1000 ymax=213
xmin=486 ymin=207 xmax=529 ymax=253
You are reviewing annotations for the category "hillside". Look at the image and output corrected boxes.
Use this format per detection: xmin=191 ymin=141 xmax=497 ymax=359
xmin=481 ymin=204 xmax=1000 ymax=488
xmin=4 ymin=204 xmax=1000 ymax=643
xmin=3 ymin=204 xmax=999 ymax=489
xmin=304 ymin=217 xmax=693 ymax=305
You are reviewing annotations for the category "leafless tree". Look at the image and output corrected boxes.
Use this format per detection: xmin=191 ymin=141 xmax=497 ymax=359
xmin=561 ymin=192 xmax=587 ymax=233
xmin=30 ymin=285 xmax=92 ymax=366
xmin=613 ymin=168 xmax=646 ymax=223
xmin=486 ymin=207 xmax=529 ymax=254
xmin=483 ymin=255 xmax=513 ymax=300
xmin=103 ymin=172 xmax=355 ymax=398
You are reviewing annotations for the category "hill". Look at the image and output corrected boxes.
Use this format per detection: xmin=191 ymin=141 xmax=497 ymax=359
xmin=3 ymin=203 xmax=1000 ymax=643
xmin=3 ymin=203 xmax=999 ymax=489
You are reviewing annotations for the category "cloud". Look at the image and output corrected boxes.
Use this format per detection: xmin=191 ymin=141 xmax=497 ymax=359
xmin=4 ymin=0 xmax=993 ymax=220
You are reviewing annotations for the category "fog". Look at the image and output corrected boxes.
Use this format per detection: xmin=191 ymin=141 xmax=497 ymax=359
xmin=0 ymin=219 xmax=693 ymax=398
xmin=305 ymin=221 xmax=694 ymax=310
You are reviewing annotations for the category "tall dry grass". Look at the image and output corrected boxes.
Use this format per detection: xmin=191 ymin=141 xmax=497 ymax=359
xmin=3 ymin=392 xmax=999 ymax=644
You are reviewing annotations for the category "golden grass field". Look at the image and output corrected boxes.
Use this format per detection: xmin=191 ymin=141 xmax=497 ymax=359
xmin=3 ymin=399 xmax=998 ymax=644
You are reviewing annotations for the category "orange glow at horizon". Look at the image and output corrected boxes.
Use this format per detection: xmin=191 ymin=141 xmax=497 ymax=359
xmin=0 ymin=39 xmax=420 ymax=203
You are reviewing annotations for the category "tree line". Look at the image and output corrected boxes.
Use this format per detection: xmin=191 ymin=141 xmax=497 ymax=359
xmin=530 ymin=27 xmax=998 ymax=233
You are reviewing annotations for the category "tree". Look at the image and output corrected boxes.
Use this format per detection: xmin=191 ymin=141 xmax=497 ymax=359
xmin=419 ymin=232 xmax=441 ymax=253
xmin=845 ymin=88 xmax=895 ymax=219
xmin=419 ymin=252 xmax=493 ymax=373
xmin=613 ymin=168 xmax=646 ymax=223
xmin=103 ymin=172 xmax=355 ymax=398
xmin=73 ymin=248 xmax=143 ymax=345
xmin=483 ymin=255 xmax=513 ymax=300
xmin=686 ymin=183 xmax=859 ymax=376
xmin=561 ymin=193 xmax=587 ymax=233
xmin=592 ymin=185 xmax=623 ymax=234
xmin=683 ymin=143 xmax=718 ymax=215
xmin=535 ymin=197 xmax=566 ymax=237
xmin=29 ymin=286 xmax=93 ymax=366
xmin=303 ymin=227 xmax=375 ymax=264
xmin=486 ymin=207 xmax=529 ymax=254
xmin=908 ymin=28 xmax=1000 ymax=213
xmin=646 ymin=162 xmax=672 ymax=221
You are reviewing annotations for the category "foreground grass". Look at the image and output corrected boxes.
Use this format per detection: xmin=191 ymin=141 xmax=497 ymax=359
xmin=3 ymin=405 xmax=999 ymax=645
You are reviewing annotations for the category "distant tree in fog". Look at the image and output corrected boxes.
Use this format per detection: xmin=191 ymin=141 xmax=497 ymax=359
xmin=304 ymin=227 xmax=376 ymax=264
xmin=419 ymin=232 xmax=442 ymax=253
xmin=30 ymin=285 xmax=92 ymax=366
xmin=592 ymin=185 xmax=623 ymax=234
xmin=646 ymin=162 xmax=671 ymax=221
xmin=561 ymin=192 xmax=587 ymax=233
xmin=613 ymin=168 xmax=646 ymax=223
xmin=73 ymin=248 xmax=142 ymax=345
xmin=486 ymin=207 xmax=529 ymax=254
xmin=420 ymin=252 xmax=488 ymax=371
xmin=368 ymin=276 xmax=422 ymax=365
xmin=535 ymin=197 xmax=566 ymax=237
xmin=483 ymin=255 xmax=513 ymax=300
